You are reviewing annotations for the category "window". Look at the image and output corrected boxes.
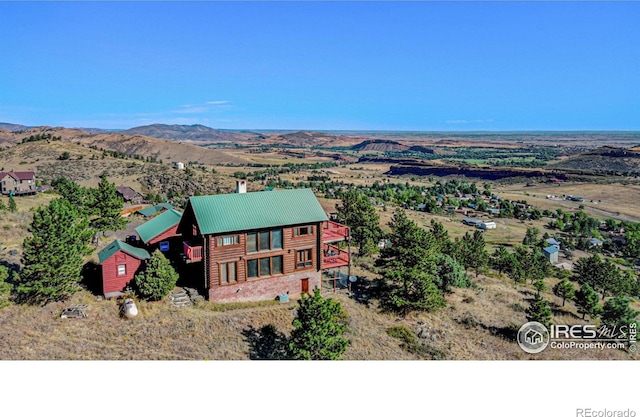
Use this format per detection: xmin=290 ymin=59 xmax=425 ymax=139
xmin=272 ymin=255 xmax=283 ymax=275
xmin=294 ymin=226 xmax=313 ymax=237
xmin=220 ymin=262 xmax=237 ymax=284
xmin=247 ymin=259 xmax=258 ymax=279
xmin=259 ymin=231 xmax=270 ymax=251
xmin=247 ymin=229 xmax=283 ymax=253
xmin=296 ymin=249 xmax=313 ymax=269
xmin=271 ymin=229 xmax=283 ymax=249
xmin=247 ymin=233 xmax=257 ymax=253
xmin=117 ymin=264 xmax=126 ymax=276
xmin=259 ymin=257 xmax=271 ymax=276
xmin=247 ymin=256 xmax=283 ymax=279
xmin=217 ymin=235 xmax=239 ymax=247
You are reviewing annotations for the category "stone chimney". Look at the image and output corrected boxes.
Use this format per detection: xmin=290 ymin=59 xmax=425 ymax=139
xmin=236 ymin=179 xmax=247 ymax=194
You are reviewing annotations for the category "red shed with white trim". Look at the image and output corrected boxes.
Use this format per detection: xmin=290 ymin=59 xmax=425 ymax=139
xmin=98 ymin=240 xmax=150 ymax=298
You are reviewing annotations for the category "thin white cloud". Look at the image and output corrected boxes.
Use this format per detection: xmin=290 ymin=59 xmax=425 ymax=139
xmin=172 ymin=106 xmax=210 ymax=114
xmin=205 ymin=100 xmax=229 ymax=106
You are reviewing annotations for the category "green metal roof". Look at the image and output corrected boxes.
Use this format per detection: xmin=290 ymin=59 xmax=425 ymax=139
xmin=188 ymin=189 xmax=329 ymax=235
xmin=98 ymin=240 xmax=151 ymax=264
xmin=136 ymin=203 xmax=173 ymax=217
xmin=135 ymin=209 xmax=182 ymax=243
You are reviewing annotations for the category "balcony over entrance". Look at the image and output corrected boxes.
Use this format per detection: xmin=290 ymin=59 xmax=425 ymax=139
xmin=183 ymin=241 xmax=203 ymax=263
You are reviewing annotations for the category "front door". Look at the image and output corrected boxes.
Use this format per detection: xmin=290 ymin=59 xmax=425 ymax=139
xmin=301 ymin=278 xmax=309 ymax=294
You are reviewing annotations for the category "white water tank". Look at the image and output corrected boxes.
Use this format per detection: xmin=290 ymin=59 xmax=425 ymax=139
xmin=123 ymin=298 xmax=138 ymax=319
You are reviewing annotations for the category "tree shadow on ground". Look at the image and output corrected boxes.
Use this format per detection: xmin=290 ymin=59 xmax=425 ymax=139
xmin=242 ymin=324 xmax=289 ymax=360
xmin=80 ymin=261 xmax=103 ymax=296
xmin=549 ymin=300 xmax=583 ymax=321
xmin=477 ymin=322 xmax=519 ymax=342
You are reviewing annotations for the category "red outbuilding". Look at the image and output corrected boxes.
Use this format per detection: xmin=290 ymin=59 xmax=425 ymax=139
xmin=98 ymin=240 xmax=150 ymax=298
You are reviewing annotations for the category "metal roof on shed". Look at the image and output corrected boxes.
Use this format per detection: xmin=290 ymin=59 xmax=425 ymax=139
xmin=187 ymin=189 xmax=329 ymax=235
xmin=135 ymin=209 xmax=182 ymax=244
xmin=136 ymin=203 xmax=173 ymax=217
xmin=98 ymin=240 xmax=150 ymax=264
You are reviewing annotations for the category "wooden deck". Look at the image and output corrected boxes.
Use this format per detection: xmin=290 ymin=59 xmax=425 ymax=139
xmin=183 ymin=241 xmax=203 ymax=263
xmin=322 ymin=244 xmax=349 ymax=269
xmin=322 ymin=220 xmax=349 ymax=243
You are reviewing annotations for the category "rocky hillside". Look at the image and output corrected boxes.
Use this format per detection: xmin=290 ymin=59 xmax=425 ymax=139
xmin=262 ymin=131 xmax=360 ymax=148
xmin=549 ymin=146 xmax=640 ymax=174
xmin=0 ymin=126 xmax=246 ymax=166
xmin=351 ymin=139 xmax=408 ymax=152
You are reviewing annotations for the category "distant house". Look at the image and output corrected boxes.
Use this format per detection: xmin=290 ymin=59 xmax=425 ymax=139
xmin=135 ymin=209 xmax=182 ymax=246
xmin=543 ymin=246 xmax=559 ymax=264
xmin=98 ymin=240 xmax=151 ymax=298
xmin=487 ymin=208 xmax=500 ymax=215
xmin=176 ymin=188 xmax=350 ymax=303
xmin=116 ymin=186 xmax=144 ymax=204
xmin=0 ymin=171 xmax=36 ymax=195
xmin=462 ymin=218 xmax=481 ymax=227
xmin=588 ymin=238 xmax=603 ymax=248
xmin=136 ymin=203 xmax=174 ymax=218
xmin=545 ymin=238 xmax=561 ymax=250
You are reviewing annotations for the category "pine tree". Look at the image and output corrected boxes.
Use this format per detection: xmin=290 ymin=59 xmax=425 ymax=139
xmin=522 ymin=226 xmax=540 ymax=246
xmin=376 ymin=208 xmax=445 ymax=314
xmin=601 ymin=296 xmax=639 ymax=330
xmin=526 ymin=293 xmax=553 ymax=329
xmin=534 ymin=279 xmax=547 ymax=295
xmin=336 ymin=190 xmax=381 ymax=256
xmin=134 ymin=250 xmax=179 ymax=300
xmin=52 ymin=177 xmax=96 ymax=217
xmin=575 ymin=283 xmax=602 ymax=320
xmin=490 ymin=246 xmax=513 ymax=277
xmin=8 ymin=195 xmax=17 ymax=213
xmin=458 ymin=230 xmax=488 ymax=277
xmin=17 ymin=198 xmax=92 ymax=305
xmin=287 ymin=288 xmax=349 ymax=360
xmin=553 ymin=277 xmax=576 ymax=306
xmin=0 ymin=265 xmax=12 ymax=309
xmin=92 ymin=175 xmax=127 ymax=234
xmin=434 ymin=253 xmax=471 ymax=293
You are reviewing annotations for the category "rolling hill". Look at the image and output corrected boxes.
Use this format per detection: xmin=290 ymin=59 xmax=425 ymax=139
xmin=0 ymin=126 xmax=247 ymax=166
xmin=120 ymin=124 xmax=263 ymax=142
xmin=262 ymin=130 xmax=361 ymax=148
xmin=548 ymin=146 xmax=640 ymax=174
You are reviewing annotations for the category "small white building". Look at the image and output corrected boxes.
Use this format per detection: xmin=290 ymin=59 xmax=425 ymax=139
xmin=175 ymin=162 xmax=185 ymax=170
xmin=476 ymin=221 xmax=497 ymax=230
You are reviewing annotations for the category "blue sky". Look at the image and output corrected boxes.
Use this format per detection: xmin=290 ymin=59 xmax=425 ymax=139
xmin=1 ymin=1 xmax=638 ymax=131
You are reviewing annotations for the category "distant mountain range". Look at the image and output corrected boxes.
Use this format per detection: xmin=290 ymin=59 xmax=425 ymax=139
xmin=0 ymin=122 xmax=33 ymax=132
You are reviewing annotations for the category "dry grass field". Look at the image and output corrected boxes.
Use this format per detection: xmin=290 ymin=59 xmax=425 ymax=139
xmin=498 ymin=182 xmax=640 ymax=222
xmin=0 ymin=269 xmax=633 ymax=360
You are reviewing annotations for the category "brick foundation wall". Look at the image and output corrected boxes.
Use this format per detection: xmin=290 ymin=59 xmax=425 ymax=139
xmin=208 ymin=270 xmax=321 ymax=303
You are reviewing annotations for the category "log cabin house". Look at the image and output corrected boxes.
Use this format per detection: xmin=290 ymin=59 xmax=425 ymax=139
xmin=177 ymin=187 xmax=349 ymax=303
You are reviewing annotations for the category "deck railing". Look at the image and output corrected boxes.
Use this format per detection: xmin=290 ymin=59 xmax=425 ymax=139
xmin=183 ymin=241 xmax=203 ymax=262
xmin=322 ymin=244 xmax=349 ymax=269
